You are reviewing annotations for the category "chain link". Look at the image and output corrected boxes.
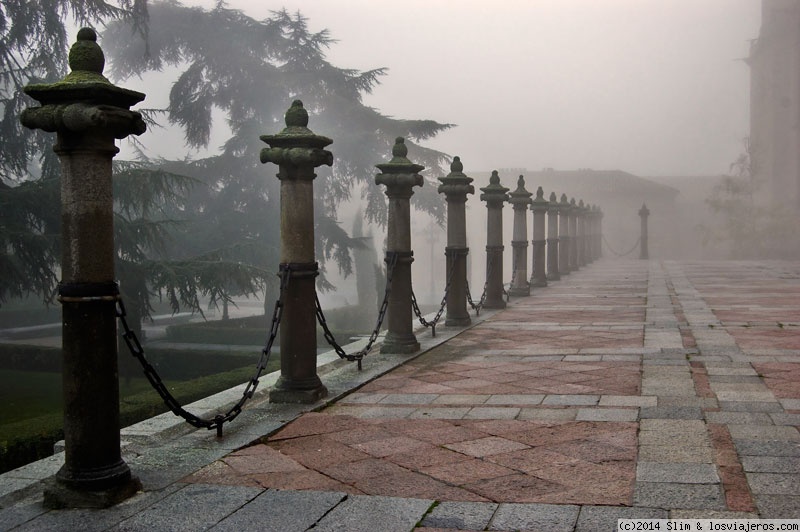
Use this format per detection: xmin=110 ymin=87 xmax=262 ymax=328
xmin=315 ymin=251 xmax=398 ymax=371
xmin=602 ymin=234 xmax=641 ymax=257
xmin=410 ymin=251 xmax=457 ymax=337
xmin=116 ymin=267 xmax=290 ymax=437
xmin=467 ymin=252 xmax=495 ymax=316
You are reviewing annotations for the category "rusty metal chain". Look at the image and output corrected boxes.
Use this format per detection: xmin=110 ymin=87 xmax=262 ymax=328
xmin=315 ymin=251 xmax=398 ymax=371
xmin=410 ymin=251 xmax=457 ymax=337
xmin=116 ymin=266 xmax=290 ymax=437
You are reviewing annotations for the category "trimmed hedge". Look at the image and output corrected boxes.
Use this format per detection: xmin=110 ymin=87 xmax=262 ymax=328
xmin=0 ymin=351 xmax=279 ymax=475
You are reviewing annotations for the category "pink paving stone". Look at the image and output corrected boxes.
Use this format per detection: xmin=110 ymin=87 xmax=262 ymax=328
xmin=222 ymin=445 xmax=306 ymax=474
xmin=249 ymin=469 xmax=358 ymax=493
xmin=353 ymin=470 xmax=490 ymax=502
xmin=444 ymin=436 xmax=530 ymax=457
xmin=487 ymin=447 xmax=579 ymax=474
xmin=462 ymin=473 xmax=566 ymax=503
xmin=268 ymin=434 xmax=372 ymax=469
xmin=181 ymin=460 xmax=261 ymax=487
xmin=324 ymin=423 xmax=396 ymax=445
xmin=385 ymin=445 xmax=471 ymax=469
xmin=420 ymin=459 xmax=518 ymax=485
xmin=551 ymin=439 xmax=636 ymax=462
xmin=268 ymin=412 xmax=364 ymax=440
xmin=753 ymin=363 xmax=800 ymax=398
xmin=354 ymin=435 xmax=432 ymax=458
xmin=319 ymin=457 xmax=410 ymax=483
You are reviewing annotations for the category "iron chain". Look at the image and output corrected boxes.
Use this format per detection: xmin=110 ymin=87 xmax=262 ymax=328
xmin=116 ymin=267 xmax=290 ymax=437
xmin=410 ymin=251 xmax=457 ymax=337
xmin=315 ymin=251 xmax=398 ymax=370
xmin=602 ymin=234 xmax=641 ymax=257
xmin=467 ymin=251 xmax=494 ymax=315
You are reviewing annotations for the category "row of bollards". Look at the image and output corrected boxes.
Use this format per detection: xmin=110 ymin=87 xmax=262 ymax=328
xmin=20 ymin=28 xmax=608 ymax=508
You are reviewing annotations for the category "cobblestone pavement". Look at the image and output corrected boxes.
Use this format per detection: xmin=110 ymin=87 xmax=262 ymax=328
xmin=2 ymin=259 xmax=799 ymax=531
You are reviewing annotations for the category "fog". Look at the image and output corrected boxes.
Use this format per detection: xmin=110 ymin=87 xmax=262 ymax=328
xmin=186 ymin=0 xmax=758 ymax=177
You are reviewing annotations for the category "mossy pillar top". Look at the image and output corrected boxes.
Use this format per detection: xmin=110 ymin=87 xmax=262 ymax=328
xmin=260 ymin=100 xmax=332 ymax=403
xmin=20 ymin=27 xmax=145 ymax=508
xmin=480 ymin=170 xmax=509 ymax=309
xmin=375 ymin=137 xmax=423 ymax=354
xmin=438 ymin=156 xmax=474 ymax=326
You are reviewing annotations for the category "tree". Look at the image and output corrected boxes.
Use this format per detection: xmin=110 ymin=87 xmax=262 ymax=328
xmin=103 ymin=1 xmax=453 ymax=296
xmin=0 ymin=1 xmax=149 ymax=305
xmin=704 ymin=137 xmax=797 ymax=258
xmin=1 ymin=0 xmax=455 ymax=332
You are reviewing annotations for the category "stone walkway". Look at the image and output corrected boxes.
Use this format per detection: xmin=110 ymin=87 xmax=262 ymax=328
xmin=1 ymin=259 xmax=799 ymax=531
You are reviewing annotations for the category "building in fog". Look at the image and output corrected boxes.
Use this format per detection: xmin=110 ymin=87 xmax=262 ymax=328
xmin=749 ymin=0 xmax=800 ymax=211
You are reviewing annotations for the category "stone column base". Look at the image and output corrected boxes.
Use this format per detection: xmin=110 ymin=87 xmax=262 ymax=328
xmin=509 ymin=285 xmax=530 ymax=297
xmin=547 ymin=272 xmax=560 ymax=281
xmin=43 ymin=475 xmax=141 ymax=509
xmin=531 ymin=278 xmax=547 ymax=288
xmin=380 ymin=333 xmax=420 ymax=354
xmin=445 ymin=315 xmax=472 ymax=327
xmin=269 ymin=376 xmax=328 ymax=404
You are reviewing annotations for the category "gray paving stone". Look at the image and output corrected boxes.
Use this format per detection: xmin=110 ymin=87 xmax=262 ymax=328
xmin=115 ymin=484 xmax=262 ymax=531
xmin=542 ymin=395 xmax=599 ymax=406
xmin=640 ymin=406 xmax=703 ymax=420
xmin=742 ymin=456 xmax=800 ymax=473
xmin=575 ymin=505 xmax=666 ymax=531
xmin=210 ymin=489 xmax=346 ymax=532
xmin=518 ymin=408 xmax=577 ymax=421
xmin=485 ymin=394 xmax=545 ymax=405
xmin=707 ymin=375 xmax=763 ymax=383
xmin=12 ymin=484 xmax=183 ymax=532
xmin=734 ymin=440 xmax=800 ymax=457
xmin=636 ymin=462 xmax=719 ymax=483
xmin=420 ymin=501 xmax=498 ymax=529
xmin=379 ymin=393 xmax=439 ymax=405
xmin=432 ymin=394 xmax=490 ymax=405
xmin=489 ymin=502 xmax=579 ymax=532
xmin=575 ymin=408 xmax=638 ymax=422
xmin=727 ymin=425 xmax=800 ymax=442
xmin=312 ymin=494 xmax=433 ymax=532
xmin=633 ymin=483 xmax=726 ymax=510
xmin=704 ymin=411 xmax=774 ymax=425
xmin=599 ymin=395 xmax=657 ymax=407
xmin=0 ymin=496 xmax=48 ymax=531
xmin=716 ymin=390 xmax=776 ymax=402
xmin=719 ymin=401 xmax=783 ymax=413
xmin=746 ymin=472 xmax=800 ymax=495
xmin=780 ymin=398 xmax=800 ymax=410
xmin=770 ymin=413 xmax=800 ymax=426
xmin=658 ymin=396 xmax=718 ymax=408
xmin=755 ymin=495 xmax=800 ymax=518
xmin=409 ymin=407 xmax=470 ymax=419
xmin=464 ymin=407 xmax=521 ymax=419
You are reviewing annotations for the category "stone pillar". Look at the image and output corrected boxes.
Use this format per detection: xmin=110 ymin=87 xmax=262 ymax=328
xmin=558 ymin=193 xmax=571 ymax=275
xmin=20 ymin=28 xmax=145 ymax=508
xmin=438 ymin=156 xmax=474 ymax=327
xmin=508 ymin=175 xmax=532 ymax=296
xmin=577 ymin=200 xmax=587 ymax=268
xmin=546 ymin=191 xmax=560 ymax=281
xmin=480 ymin=170 xmax=509 ymax=309
xmin=597 ymin=207 xmax=604 ymax=259
xmin=260 ymin=100 xmax=332 ymax=403
xmin=376 ymin=138 xmax=424 ymax=353
xmin=639 ymin=203 xmax=650 ymax=260
xmin=530 ymin=186 xmax=548 ymax=287
xmin=569 ymin=198 xmax=579 ymax=272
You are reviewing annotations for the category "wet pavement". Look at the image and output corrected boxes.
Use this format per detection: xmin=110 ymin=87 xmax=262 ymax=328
xmin=1 ymin=259 xmax=799 ymax=530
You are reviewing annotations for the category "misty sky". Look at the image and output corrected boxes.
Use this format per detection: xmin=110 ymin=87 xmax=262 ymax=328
xmin=182 ymin=0 xmax=760 ymax=177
